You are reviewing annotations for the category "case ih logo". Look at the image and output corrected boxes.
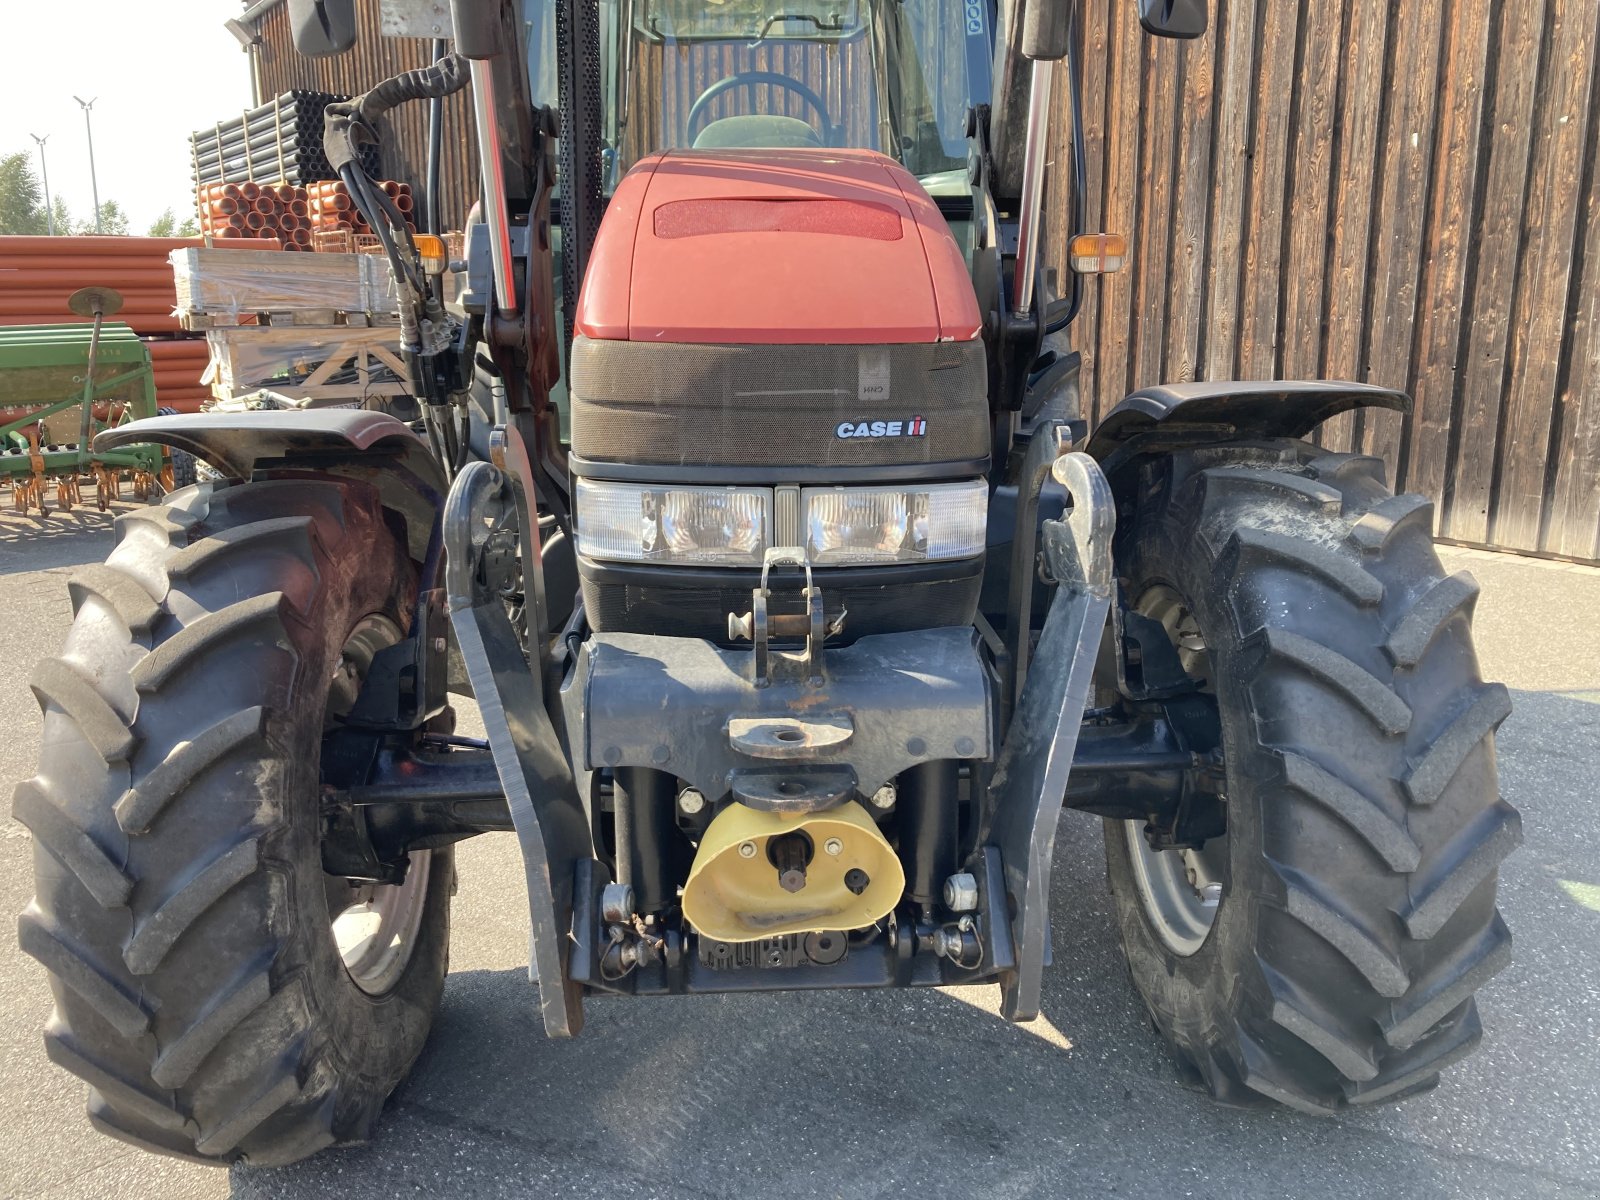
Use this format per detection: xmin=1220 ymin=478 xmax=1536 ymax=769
xmin=835 ymin=417 xmax=928 ymax=439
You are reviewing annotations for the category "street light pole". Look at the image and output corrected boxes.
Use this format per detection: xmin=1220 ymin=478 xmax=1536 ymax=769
xmin=29 ymin=134 xmax=55 ymax=236
xmin=72 ymin=95 xmax=101 ymax=234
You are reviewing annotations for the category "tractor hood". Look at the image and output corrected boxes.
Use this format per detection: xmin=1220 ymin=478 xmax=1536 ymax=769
xmin=573 ymin=148 xmax=982 ymax=345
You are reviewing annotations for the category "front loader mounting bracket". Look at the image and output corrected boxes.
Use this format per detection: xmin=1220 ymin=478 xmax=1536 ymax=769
xmin=443 ymin=459 xmax=595 ymax=1037
xmin=977 ymin=450 xmax=1115 ymax=1023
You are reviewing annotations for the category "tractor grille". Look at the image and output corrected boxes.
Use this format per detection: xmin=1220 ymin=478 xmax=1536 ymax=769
xmin=580 ymin=561 xmax=982 ymax=643
xmin=569 ymin=336 xmax=989 ymax=469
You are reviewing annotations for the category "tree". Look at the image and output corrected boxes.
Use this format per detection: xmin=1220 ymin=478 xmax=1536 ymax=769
xmin=49 ymin=195 xmax=73 ymax=235
xmin=147 ymin=207 xmax=200 ymax=239
xmin=74 ymin=199 xmax=130 ymax=237
xmin=0 ymin=150 xmax=48 ymax=235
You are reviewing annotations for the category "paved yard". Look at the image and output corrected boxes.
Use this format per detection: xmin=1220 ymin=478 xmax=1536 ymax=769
xmin=0 ymin=505 xmax=1595 ymax=1198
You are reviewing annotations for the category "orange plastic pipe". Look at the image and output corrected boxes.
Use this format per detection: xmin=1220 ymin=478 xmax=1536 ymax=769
xmin=0 ymin=316 xmax=182 ymax=332
xmin=1 ymin=268 xmax=178 ymax=285
xmin=0 ymin=257 xmax=170 ymax=271
xmin=0 ymin=236 xmax=282 ymax=255
xmin=0 ymin=293 xmax=178 ymax=308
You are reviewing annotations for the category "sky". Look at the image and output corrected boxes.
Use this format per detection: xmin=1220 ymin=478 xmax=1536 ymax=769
xmin=1 ymin=2 xmax=256 ymax=233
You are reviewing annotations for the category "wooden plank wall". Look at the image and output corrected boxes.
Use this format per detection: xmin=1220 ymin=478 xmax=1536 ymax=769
xmin=253 ymin=0 xmax=480 ymax=232
xmin=1054 ymin=0 xmax=1600 ymax=562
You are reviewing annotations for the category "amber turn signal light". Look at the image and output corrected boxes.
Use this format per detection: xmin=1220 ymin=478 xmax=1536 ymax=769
xmin=1069 ymin=233 xmax=1127 ymax=274
xmin=414 ymin=233 xmax=449 ymax=275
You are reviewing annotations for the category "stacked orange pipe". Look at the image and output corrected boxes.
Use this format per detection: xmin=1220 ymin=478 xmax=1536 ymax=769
xmin=0 ymin=234 xmax=282 ymax=411
xmin=143 ymin=337 xmax=214 ymax=413
xmin=198 ymin=184 xmax=316 ymax=251
xmin=308 ymin=180 xmax=416 ymax=250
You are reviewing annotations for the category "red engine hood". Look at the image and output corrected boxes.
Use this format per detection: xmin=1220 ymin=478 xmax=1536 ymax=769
xmin=573 ymin=148 xmax=982 ymax=345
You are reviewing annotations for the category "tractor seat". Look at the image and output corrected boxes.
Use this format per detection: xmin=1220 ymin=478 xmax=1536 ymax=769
xmin=692 ymin=115 xmax=824 ymax=150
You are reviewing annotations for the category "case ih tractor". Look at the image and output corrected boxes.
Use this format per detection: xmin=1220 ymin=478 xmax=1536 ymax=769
xmin=16 ymin=0 xmax=1519 ymax=1165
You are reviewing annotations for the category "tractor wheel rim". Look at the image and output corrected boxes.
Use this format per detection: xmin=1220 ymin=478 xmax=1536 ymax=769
xmin=324 ymin=614 xmax=433 ymax=996
xmin=330 ymin=852 xmax=433 ymax=995
xmin=1124 ymin=823 xmax=1224 ymax=956
xmin=1124 ymin=584 xmax=1227 ymax=957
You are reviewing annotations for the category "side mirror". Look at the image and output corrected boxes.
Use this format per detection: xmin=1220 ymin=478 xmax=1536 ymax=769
xmin=1138 ymin=0 xmax=1208 ymax=39
xmin=449 ymin=0 xmax=503 ymax=59
xmin=287 ymin=0 xmax=357 ymax=57
xmin=1022 ymin=0 xmax=1070 ymax=60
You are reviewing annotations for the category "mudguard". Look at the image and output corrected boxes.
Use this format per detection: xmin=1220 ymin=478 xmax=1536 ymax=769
xmin=1085 ymin=380 xmax=1409 ymax=478
xmin=96 ymin=410 xmax=447 ymax=564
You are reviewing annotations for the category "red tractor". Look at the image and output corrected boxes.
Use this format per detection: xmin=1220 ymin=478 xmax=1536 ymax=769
xmin=17 ymin=0 xmax=1517 ymax=1165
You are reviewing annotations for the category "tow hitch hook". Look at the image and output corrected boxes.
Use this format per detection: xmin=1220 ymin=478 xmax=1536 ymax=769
xmin=727 ymin=546 xmax=843 ymax=687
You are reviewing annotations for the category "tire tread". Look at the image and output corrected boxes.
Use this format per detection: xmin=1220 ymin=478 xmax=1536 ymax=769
xmin=13 ymin=780 xmax=133 ymax=908
xmin=1107 ymin=440 xmax=1515 ymax=1116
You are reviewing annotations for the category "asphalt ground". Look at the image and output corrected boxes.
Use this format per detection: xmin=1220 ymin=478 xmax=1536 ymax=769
xmin=0 ymin=503 xmax=1596 ymax=1199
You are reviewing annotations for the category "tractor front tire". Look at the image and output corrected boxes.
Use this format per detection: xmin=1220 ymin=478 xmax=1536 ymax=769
xmin=14 ymin=477 xmax=452 ymax=1165
xmin=1105 ymin=439 xmax=1519 ymax=1111
xmin=153 ymin=410 xmax=199 ymax=491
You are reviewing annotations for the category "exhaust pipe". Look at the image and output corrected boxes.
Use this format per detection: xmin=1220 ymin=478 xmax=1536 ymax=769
xmin=1010 ymin=59 xmax=1054 ymax=319
xmin=1009 ymin=0 xmax=1072 ymax=319
xmin=452 ymin=0 xmax=519 ymax=314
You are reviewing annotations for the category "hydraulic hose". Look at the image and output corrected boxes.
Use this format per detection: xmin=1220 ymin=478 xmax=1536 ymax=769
xmin=425 ymin=38 xmax=447 ymax=236
xmin=321 ymin=53 xmax=474 ymax=446
xmin=1044 ymin=7 xmax=1087 ymax=336
xmin=324 ymin=53 xmax=471 ymax=167
xmin=324 ymin=54 xmax=472 ymax=304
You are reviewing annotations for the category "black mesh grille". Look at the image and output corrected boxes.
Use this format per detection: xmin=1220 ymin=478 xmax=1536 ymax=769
xmin=581 ymin=571 xmax=980 ymax=641
xmin=570 ymin=336 xmax=989 ymax=468
xmin=558 ymin=0 xmax=604 ymax=364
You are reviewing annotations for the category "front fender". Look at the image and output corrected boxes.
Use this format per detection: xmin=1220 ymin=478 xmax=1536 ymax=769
xmin=97 ymin=410 xmax=447 ymax=564
xmin=1085 ymin=380 xmax=1409 ymax=478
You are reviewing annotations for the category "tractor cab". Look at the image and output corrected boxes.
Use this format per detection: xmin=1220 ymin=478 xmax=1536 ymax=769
xmin=525 ymin=0 xmax=990 ymax=197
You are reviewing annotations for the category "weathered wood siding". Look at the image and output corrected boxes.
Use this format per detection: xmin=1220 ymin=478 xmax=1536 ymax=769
xmin=1054 ymin=0 xmax=1600 ymax=561
xmin=253 ymin=0 xmax=480 ymax=232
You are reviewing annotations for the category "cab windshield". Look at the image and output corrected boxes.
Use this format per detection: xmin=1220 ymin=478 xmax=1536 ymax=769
xmin=527 ymin=0 xmax=992 ymax=195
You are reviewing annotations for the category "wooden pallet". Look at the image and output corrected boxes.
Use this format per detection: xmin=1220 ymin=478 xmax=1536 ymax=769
xmin=206 ymin=325 xmax=408 ymax=403
xmin=181 ymin=308 xmax=401 ymax=331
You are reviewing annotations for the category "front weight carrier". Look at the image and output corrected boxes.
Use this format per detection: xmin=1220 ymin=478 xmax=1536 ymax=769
xmin=978 ymin=448 xmax=1115 ymax=1022
xmin=446 ymin=439 xmax=1114 ymax=1026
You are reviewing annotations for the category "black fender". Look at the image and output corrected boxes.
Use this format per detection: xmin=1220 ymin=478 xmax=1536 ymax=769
xmin=1084 ymin=380 xmax=1409 ymax=480
xmin=101 ymin=410 xmax=460 ymax=733
xmin=97 ymin=410 xmax=447 ymax=566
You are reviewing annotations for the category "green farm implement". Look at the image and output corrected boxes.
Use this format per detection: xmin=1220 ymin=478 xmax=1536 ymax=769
xmin=0 ymin=288 xmax=166 ymax=515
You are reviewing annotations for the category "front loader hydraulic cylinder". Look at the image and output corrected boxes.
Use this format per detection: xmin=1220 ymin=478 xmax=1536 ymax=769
xmin=899 ymin=760 xmax=960 ymax=908
xmin=614 ymin=767 xmax=686 ymax=916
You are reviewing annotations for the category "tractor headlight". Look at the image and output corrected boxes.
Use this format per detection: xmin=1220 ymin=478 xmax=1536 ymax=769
xmin=575 ymin=480 xmax=772 ymax=565
xmin=802 ymin=480 xmax=987 ymax=565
